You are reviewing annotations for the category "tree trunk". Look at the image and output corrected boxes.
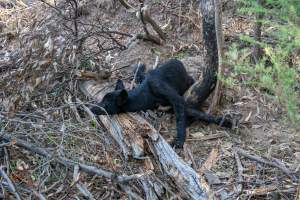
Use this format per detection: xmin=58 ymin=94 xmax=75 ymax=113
xmin=209 ymin=0 xmax=225 ymax=113
xmin=185 ymin=0 xmax=218 ymax=109
xmin=251 ymin=0 xmax=264 ymax=64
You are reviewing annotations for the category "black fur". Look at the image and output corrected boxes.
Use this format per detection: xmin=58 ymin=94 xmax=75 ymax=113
xmin=91 ymin=59 xmax=232 ymax=148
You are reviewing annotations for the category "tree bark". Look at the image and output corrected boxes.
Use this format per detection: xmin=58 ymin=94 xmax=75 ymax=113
xmin=209 ymin=0 xmax=225 ymax=113
xmin=251 ymin=0 xmax=264 ymax=64
xmin=185 ymin=0 xmax=218 ymax=109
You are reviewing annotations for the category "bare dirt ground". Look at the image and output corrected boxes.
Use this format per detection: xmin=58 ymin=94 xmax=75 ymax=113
xmin=0 ymin=0 xmax=299 ymax=199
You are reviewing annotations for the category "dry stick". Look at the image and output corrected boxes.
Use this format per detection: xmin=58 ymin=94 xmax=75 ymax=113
xmin=136 ymin=33 xmax=161 ymax=45
xmin=65 ymin=94 xmax=83 ymax=123
xmin=296 ymin=178 xmax=300 ymax=200
xmin=119 ymin=0 xmax=165 ymax=44
xmin=233 ymin=150 xmax=243 ymax=195
xmin=125 ymin=34 xmax=138 ymax=48
xmin=0 ymin=166 xmax=22 ymax=200
xmin=137 ymin=5 xmax=162 ymax=45
xmin=209 ymin=0 xmax=225 ymax=113
xmin=0 ymin=134 xmax=149 ymax=183
xmin=245 ymin=187 xmax=297 ymax=197
xmin=132 ymin=114 xmax=208 ymax=200
xmin=0 ymin=142 xmax=11 ymax=148
xmin=186 ymin=132 xmax=226 ymax=142
xmin=235 ymin=148 xmax=297 ymax=182
xmin=119 ymin=184 xmax=144 ymax=200
xmin=186 ymin=147 xmax=197 ymax=170
xmin=140 ymin=176 xmax=159 ymax=200
xmin=118 ymin=0 xmax=135 ymax=10
xmin=32 ymin=189 xmax=47 ymax=200
xmin=141 ymin=6 xmax=167 ymax=40
xmin=130 ymin=62 xmax=141 ymax=90
xmin=73 ymin=165 xmax=96 ymax=200
xmin=153 ymin=56 xmax=159 ymax=69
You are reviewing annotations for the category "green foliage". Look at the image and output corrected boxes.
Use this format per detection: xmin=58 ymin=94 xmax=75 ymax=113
xmin=175 ymin=50 xmax=189 ymax=59
xmin=81 ymin=57 xmax=94 ymax=69
xmin=90 ymin=117 xmax=97 ymax=128
xmin=226 ymin=0 xmax=300 ymax=124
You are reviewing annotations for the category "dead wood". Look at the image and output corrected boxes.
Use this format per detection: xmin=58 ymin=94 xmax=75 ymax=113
xmin=137 ymin=5 xmax=165 ymax=45
xmin=140 ymin=177 xmax=159 ymax=200
xmin=187 ymin=132 xmax=226 ymax=142
xmin=73 ymin=165 xmax=96 ymax=200
xmin=235 ymin=147 xmax=297 ymax=182
xmin=79 ymin=81 xmax=142 ymax=159
xmin=243 ymin=185 xmax=297 ymax=197
xmin=79 ymin=80 xmax=209 ymax=199
xmin=296 ymin=178 xmax=300 ymax=200
xmin=0 ymin=133 xmax=149 ymax=183
xmin=198 ymin=148 xmax=219 ymax=174
xmin=118 ymin=0 xmax=134 ymax=10
xmin=0 ymin=166 xmax=22 ymax=200
xmin=233 ymin=149 xmax=243 ymax=195
xmin=118 ymin=1 xmax=166 ymax=45
xmin=141 ymin=6 xmax=167 ymax=41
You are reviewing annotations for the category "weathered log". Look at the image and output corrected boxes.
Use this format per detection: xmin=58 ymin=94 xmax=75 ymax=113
xmin=79 ymin=80 xmax=208 ymax=199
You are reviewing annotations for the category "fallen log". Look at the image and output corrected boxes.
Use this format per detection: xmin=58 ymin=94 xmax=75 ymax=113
xmin=79 ymin=80 xmax=209 ymax=199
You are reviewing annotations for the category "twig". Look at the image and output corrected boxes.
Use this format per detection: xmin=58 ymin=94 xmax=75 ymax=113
xmin=234 ymin=149 xmax=243 ymax=195
xmin=0 ymin=166 xmax=22 ymax=200
xmin=118 ymin=0 xmax=135 ymax=10
xmin=141 ymin=6 xmax=166 ymax=40
xmin=31 ymin=189 xmax=47 ymax=200
xmin=0 ymin=133 xmax=150 ymax=183
xmin=234 ymin=150 xmax=243 ymax=183
xmin=65 ymin=94 xmax=83 ymax=123
xmin=0 ymin=142 xmax=11 ymax=148
xmin=296 ymin=176 xmax=300 ymax=200
xmin=235 ymin=148 xmax=297 ymax=181
xmin=73 ymin=165 xmax=96 ymax=200
xmin=140 ymin=175 xmax=159 ymax=200
xmin=243 ymin=185 xmax=297 ymax=197
xmin=136 ymin=33 xmax=162 ymax=45
xmin=125 ymin=34 xmax=138 ymax=48
xmin=119 ymin=184 xmax=144 ymax=200
xmin=61 ymin=158 xmax=151 ymax=182
xmin=185 ymin=147 xmax=197 ymax=170
xmin=153 ymin=56 xmax=159 ymax=69
xmin=136 ymin=4 xmax=164 ymax=45
xmin=186 ymin=132 xmax=226 ymax=142
xmin=130 ymin=62 xmax=141 ymax=90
